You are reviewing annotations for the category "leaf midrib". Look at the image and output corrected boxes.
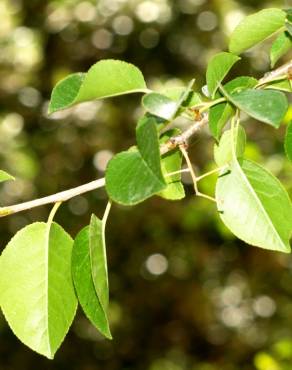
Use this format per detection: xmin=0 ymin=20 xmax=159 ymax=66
xmin=234 ymin=160 xmax=286 ymax=249
xmin=44 ymin=221 xmax=53 ymax=357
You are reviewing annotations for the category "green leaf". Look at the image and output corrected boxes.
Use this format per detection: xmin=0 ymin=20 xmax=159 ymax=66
xmin=229 ymin=8 xmax=286 ymax=54
xmin=89 ymin=214 xmax=109 ymax=311
xmin=142 ymin=82 xmax=203 ymax=121
xmin=214 ymin=125 xmax=246 ymax=167
xmin=158 ymin=129 xmax=185 ymax=200
xmin=206 ymin=52 xmax=240 ymax=98
xmin=286 ymin=21 xmax=292 ymax=37
xmin=48 ymin=60 xmax=147 ymax=114
xmin=105 ymin=116 xmax=166 ymax=205
xmin=209 ymin=103 xmax=234 ymax=140
xmin=224 ymin=76 xmax=258 ymax=94
xmin=270 ymin=31 xmax=292 ymax=67
xmin=216 ymin=159 xmax=292 ymax=252
xmin=143 ymin=80 xmax=201 ymax=121
xmin=284 ymin=121 xmax=292 ymax=162
xmin=285 ymin=8 xmax=292 ymax=22
xmin=228 ymin=89 xmax=288 ymax=127
xmin=0 ymin=170 xmax=15 ymax=183
xmin=162 ymin=87 xmax=202 ymax=108
xmin=265 ymin=80 xmax=292 ymax=92
xmin=209 ymin=77 xmax=257 ymax=140
xmin=0 ymin=222 xmax=77 ymax=358
xmin=72 ymin=226 xmax=111 ymax=339
xmin=142 ymin=93 xmax=178 ymax=120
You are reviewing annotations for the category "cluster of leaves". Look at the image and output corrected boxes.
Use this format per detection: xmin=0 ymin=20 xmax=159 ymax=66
xmin=0 ymin=7 xmax=291 ymax=359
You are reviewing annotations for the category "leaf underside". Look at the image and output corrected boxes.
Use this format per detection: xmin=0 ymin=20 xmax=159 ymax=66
xmin=71 ymin=226 xmax=111 ymax=339
xmin=216 ymin=159 xmax=292 ymax=253
xmin=229 ymin=8 xmax=286 ymax=54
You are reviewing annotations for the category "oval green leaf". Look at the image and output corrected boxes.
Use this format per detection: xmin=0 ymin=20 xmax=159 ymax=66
xmin=228 ymin=89 xmax=288 ymax=127
xmin=105 ymin=116 xmax=166 ymax=205
xmin=216 ymin=159 xmax=292 ymax=252
xmin=72 ymin=226 xmax=111 ymax=339
xmin=206 ymin=52 xmax=240 ymax=98
xmin=229 ymin=8 xmax=286 ymax=54
xmin=48 ymin=60 xmax=147 ymax=114
xmin=0 ymin=222 xmax=77 ymax=358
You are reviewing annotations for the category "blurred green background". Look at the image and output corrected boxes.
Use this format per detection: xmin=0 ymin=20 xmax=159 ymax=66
xmin=0 ymin=0 xmax=292 ymax=369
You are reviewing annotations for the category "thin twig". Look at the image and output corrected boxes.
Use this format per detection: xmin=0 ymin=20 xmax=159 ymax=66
xmin=0 ymin=178 xmax=105 ymax=217
xmin=0 ymin=61 xmax=290 ymax=217
xmin=160 ymin=114 xmax=209 ymax=155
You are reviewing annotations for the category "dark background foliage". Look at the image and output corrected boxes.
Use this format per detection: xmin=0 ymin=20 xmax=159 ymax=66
xmin=0 ymin=0 xmax=292 ymax=369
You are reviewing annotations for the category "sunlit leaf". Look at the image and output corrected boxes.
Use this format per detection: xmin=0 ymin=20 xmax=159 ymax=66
xmin=206 ymin=52 xmax=240 ymax=98
xmin=216 ymin=159 xmax=292 ymax=252
xmin=0 ymin=170 xmax=14 ymax=183
xmin=162 ymin=87 xmax=202 ymax=108
xmin=142 ymin=93 xmax=178 ymax=120
xmin=0 ymin=222 xmax=77 ymax=358
xmin=49 ymin=60 xmax=147 ymax=113
xmin=228 ymin=89 xmax=288 ymax=127
xmin=264 ymin=79 xmax=292 ymax=92
xmin=229 ymin=8 xmax=286 ymax=54
xmin=214 ymin=125 xmax=246 ymax=166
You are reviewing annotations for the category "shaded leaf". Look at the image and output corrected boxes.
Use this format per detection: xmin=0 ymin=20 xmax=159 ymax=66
xmin=209 ymin=77 xmax=257 ymax=140
xmin=158 ymin=129 xmax=185 ymax=200
xmin=49 ymin=60 xmax=147 ymax=113
xmin=162 ymin=87 xmax=202 ymax=108
xmin=0 ymin=222 xmax=77 ymax=358
xmin=105 ymin=116 xmax=166 ymax=205
xmin=229 ymin=8 xmax=286 ymax=54
xmin=209 ymin=102 xmax=234 ymax=140
xmin=72 ymin=227 xmax=111 ymax=339
xmin=216 ymin=159 xmax=292 ymax=252
xmin=286 ymin=20 xmax=292 ymax=37
xmin=206 ymin=52 xmax=240 ymax=98
xmin=224 ymin=76 xmax=258 ymax=93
